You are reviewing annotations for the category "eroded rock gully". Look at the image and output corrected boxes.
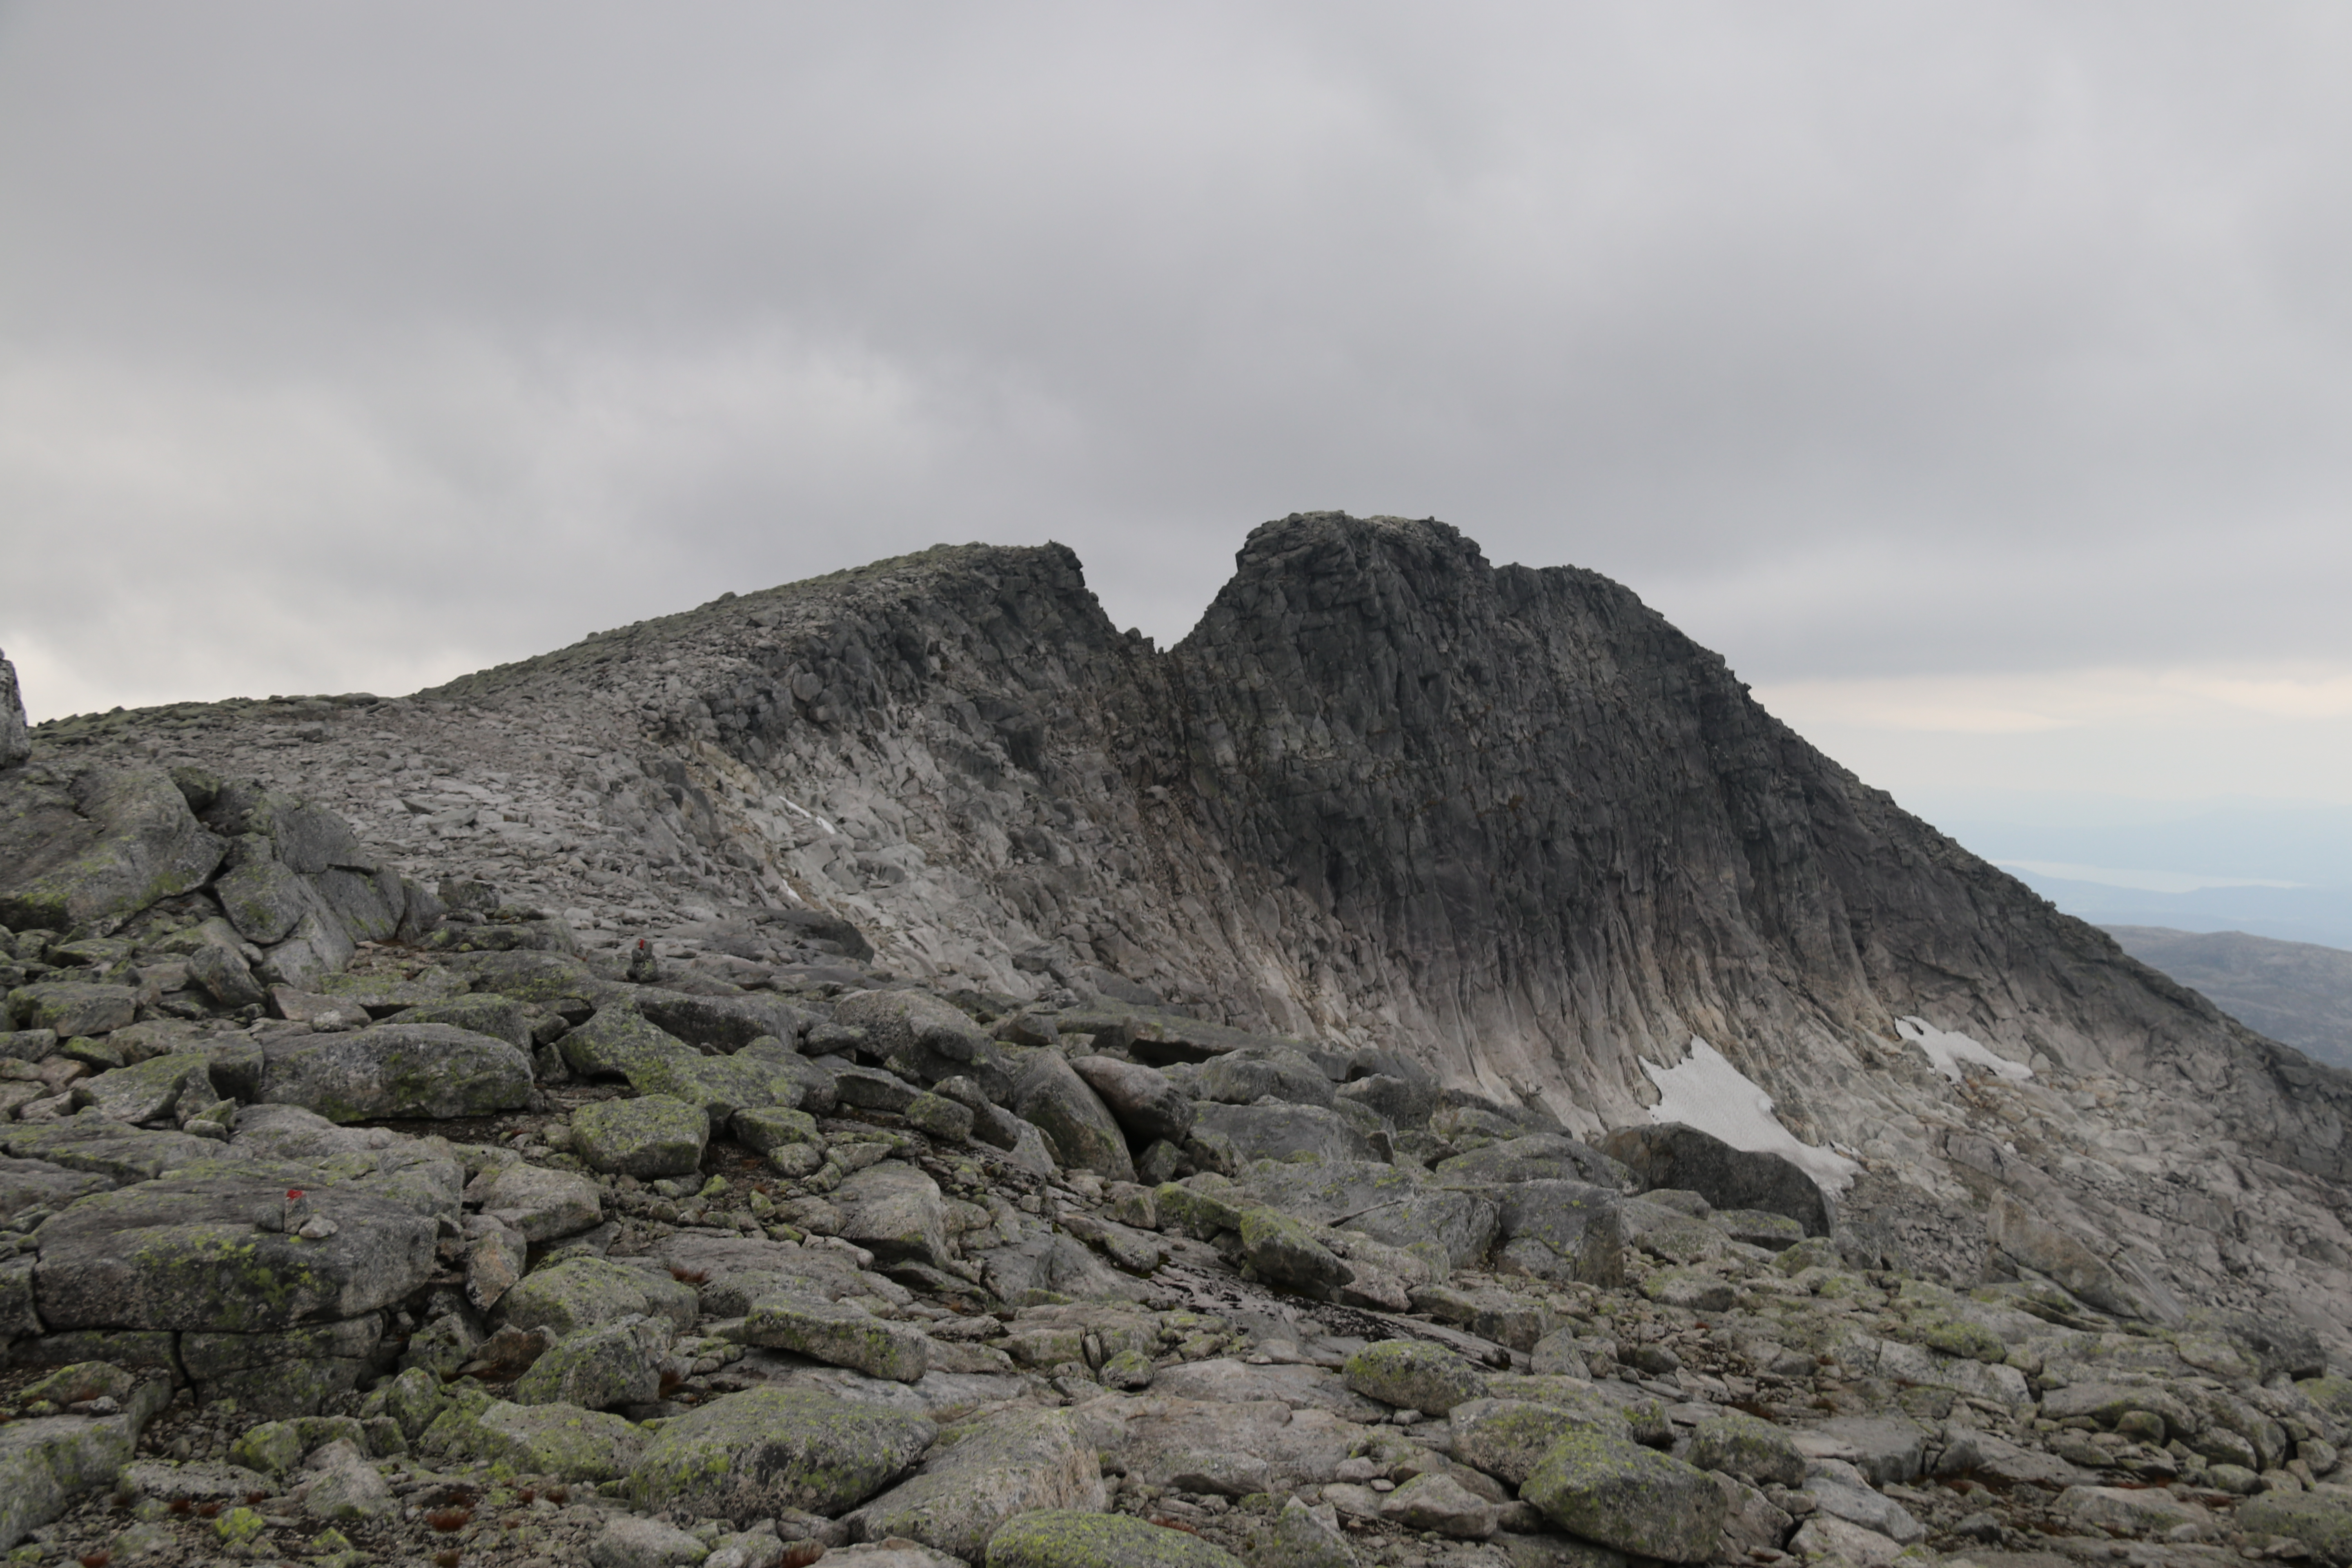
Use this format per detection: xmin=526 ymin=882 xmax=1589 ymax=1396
xmin=0 ymin=512 xmax=2349 ymax=1568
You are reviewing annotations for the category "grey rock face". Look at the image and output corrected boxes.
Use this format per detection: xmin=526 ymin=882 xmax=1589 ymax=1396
xmin=0 ymin=650 xmax=26 ymax=770
xmin=1011 ymin=1051 xmax=1134 ymax=1181
xmin=0 ymin=764 xmax=225 ymax=933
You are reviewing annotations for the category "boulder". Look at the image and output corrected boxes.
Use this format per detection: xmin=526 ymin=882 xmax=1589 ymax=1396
xmin=1238 ymin=1158 xmax=1496 ymax=1269
xmin=572 ymin=1095 xmax=710 ymax=1178
xmin=1194 ymin=1102 xmax=1376 ymax=1165
xmin=590 ymin=1514 xmax=710 ymax=1568
xmin=34 ymin=1176 xmax=436 ymax=1332
xmin=470 ymin=1162 xmax=605 ymax=1241
xmin=1495 ymin=1180 xmax=1624 ymax=1287
xmin=258 ymin=1023 xmax=533 ymax=1121
xmin=2238 ymin=1490 xmax=2352 ymax=1564
xmin=1451 ymin=1398 xmax=1617 ymax=1488
xmin=623 ymin=1051 xmax=791 ymax=1123
xmin=629 ymin=1387 xmax=936 ymax=1523
xmin=496 ymin=1257 xmax=699 ymax=1339
xmin=834 ymin=1159 xmax=950 ymax=1269
xmin=301 ymin=1438 xmax=396 ymax=1521
xmin=1240 ymin=1206 xmax=1352 ymax=1296
xmin=1687 ymin=1410 xmax=1805 ymax=1486
xmin=846 ymin=1405 xmax=1107 ymax=1560
xmin=426 ymin=1394 xmax=646 ymax=1482
xmin=73 ymin=1053 xmax=216 ymax=1125
xmin=8 ymin=982 xmax=135 ymax=1039
xmin=0 ymin=764 xmax=226 ymax=934
xmin=1520 ymin=1427 xmax=1727 ymax=1563
xmin=984 ymin=1510 xmax=1243 ymax=1568
xmin=563 ymin=1007 xmax=694 ymax=1077
xmin=182 ymin=1318 xmax=383 ymax=1414
xmin=1013 ymin=1051 xmax=1135 ymax=1181
xmin=733 ymin=1290 xmax=931 ymax=1382
xmin=1343 ymin=1339 xmax=1489 ymax=1415
xmin=0 ymin=653 xmax=24 ymax=770
xmin=1599 ymin=1123 xmax=1830 ymax=1236
xmin=1069 ymin=1056 xmax=1195 ymax=1143
xmin=1198 ymin=1052 xmax=1336 ymax=1109
xmin=514 ymin=1314 xmax=673 ymax=1409
xmin=1379 ymin=1472 xmax=1498 ymax=1539
xmin=633 ymin=989 xmax=809 ymax=1051
xmin=0 ymin=1412 xmax=143 ymax=1550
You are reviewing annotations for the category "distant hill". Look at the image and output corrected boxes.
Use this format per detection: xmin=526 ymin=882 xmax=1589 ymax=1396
xmin=2105 ymin=925 xmax=2352 ymax=1071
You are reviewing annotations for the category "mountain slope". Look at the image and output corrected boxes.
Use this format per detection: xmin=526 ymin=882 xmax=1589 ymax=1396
xmin=2107 ymin=924 xmax=2352 ymax=1072
xmin=27 ymin=512 xmax=2352 ymax=1351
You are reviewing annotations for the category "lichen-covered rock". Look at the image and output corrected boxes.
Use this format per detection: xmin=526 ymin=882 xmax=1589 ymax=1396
xmin=1687 ymin=1410 xmax=1805 ymax=1487
xmin=0 ymin=763 xmax=226 ymax=934
xmin=300 ymin=1438 xmax=396 ymax=1521
xmin=985 ymin=1510 xmax=1243 ymax=1568
xmin=2239 ymin=1490 xmax=2352 ymax=1564
xmin=846 ymin=1406 xmax=1107 ymax=1560
xmin=562 ymin=1006 xmax=693 ymax=1078
xmin=1449 ymin=1398 xmax=1615 ymax=1487
xmin=8 ymin=982 xmax=135 ymax=1040
xmin=72 ymin=1052 xmax=214 ymax=1125
xmin=1378 ymin=1472 xmax=1497 ymax=1539
xmin=258 ymin=1023 xmax=532 ymax=1121
xmin=469 ymin=1162 xmax=605 ymax=1240
xmin=33 ymin=1176 xmax=436 ymax=1332
xmin=495 ymin=1257 xmax=699 ymax=1338
xmin=426 ymin=1395 xmax=646 ymax=1482
xmin=183 ymin=1318 xmax=383 ymax=1415
xmin=1520 ymin=1427 xmax=1727 ymax=1563
xmin=514 ymin=1313 xmax=673 ymax=1409
xmin=628 ymin=1387 xmax=936 ymax=1523
xmin=732 ymin=1105 xmax=819 ymax=1154
xmin=1012 ymin=1051 xmax=1134 ymax=1181
xmin=1343 ymin=1339 xmax=1488 ymax=1416
xmin=733 ymin=1290 xmax=930 ymax=1382
xmin=1240 ymin=1205 xmax=1352 ymax=1296
xmin=590 ymin=1514 xmax=711 ymax=1568
xmin=0 ymin=1411 xmax=142 ymax=1550
xmin=572 ymin=1094 xmax=709 ymax=1177
xmin=833 ymin=1159 xmax=949 ymax=1269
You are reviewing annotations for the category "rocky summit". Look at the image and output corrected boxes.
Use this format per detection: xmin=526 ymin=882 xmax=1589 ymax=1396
xmin=0 ymin=511 xmax=2350 ymax=1568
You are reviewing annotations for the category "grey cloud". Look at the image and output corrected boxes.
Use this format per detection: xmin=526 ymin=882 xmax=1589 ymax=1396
xmin=3 ymin=2 xmax=2350 ymax=717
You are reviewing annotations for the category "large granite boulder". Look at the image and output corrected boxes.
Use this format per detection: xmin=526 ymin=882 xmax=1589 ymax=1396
xmin=34 ymin=1176 xmax=436 ymax=1332
xmin=1012 ymin=1051 xmax=1134 ymax=1182
xmin=0 ymin=763 xmax=226 ymax=933
xmin=628 ymin=1387 xmax=936 ymax=1523
xmin=258 ymin=1023 xmax=533 ymax=1121
xmin=846 ymin=1406 xmax=1107 ymax=1562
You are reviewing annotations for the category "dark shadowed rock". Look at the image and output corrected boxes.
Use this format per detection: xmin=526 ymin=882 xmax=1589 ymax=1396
xmin=1012 ymin=1051 xmax=1134 ymax=1181
xmin=1599 ymin=1124 xmax=1830 ymax=1236
xmin=1069 ymin=1055 xmax=1194 ymax=1143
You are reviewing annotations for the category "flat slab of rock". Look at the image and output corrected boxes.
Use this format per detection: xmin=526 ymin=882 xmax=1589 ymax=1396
xmin=1153 ymin=1357 xmax=1387 ymax=1419
xmin=846 ymin=1405 xmax=1107 ymax=1561
xmin=495 ymin=1257 xmax=699 ymax=1339
xmin=34 ymin=1175 xmax=436 ymax=1332
xmin=629 ymin=1386 xmax=936 ymax=1523
xmin=259 ymin=1023 xmax=532 ymax=1121
xmin=733 ymin=1289 xmax=931 ymax=1381
xmin=469 ymin=1162 xmax=605 ymax=1240
xmin=984 ymin=1509 xmax=1243 ymax=1568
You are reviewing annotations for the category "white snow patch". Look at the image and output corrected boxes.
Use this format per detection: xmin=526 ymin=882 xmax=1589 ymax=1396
xmin=1642 ymin=1038 xmax=1859 ymax=1195
xmin=769 ymin=793 xmax=837 ymax=835
xmin=1896 ymin=1016 xmax=2033 ymax=1085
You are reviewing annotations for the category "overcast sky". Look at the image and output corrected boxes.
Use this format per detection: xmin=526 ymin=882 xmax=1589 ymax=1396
xmin=7 ymin=4 xmax=2352 ymax=821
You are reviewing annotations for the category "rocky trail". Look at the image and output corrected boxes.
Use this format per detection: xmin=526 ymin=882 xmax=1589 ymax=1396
xmin=4 ymin=514 xmax=2352 ymax=1568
